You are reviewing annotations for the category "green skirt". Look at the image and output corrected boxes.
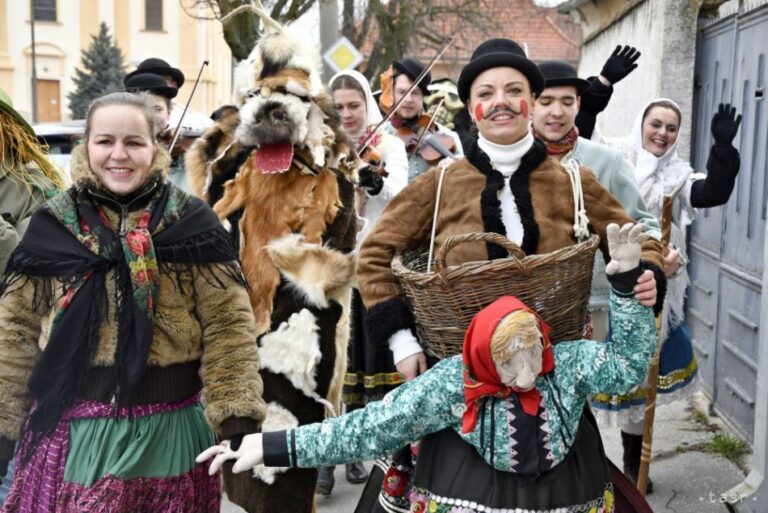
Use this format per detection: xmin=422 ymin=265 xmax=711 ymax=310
xmin=65 ymin=401 xmax=215 ymax=486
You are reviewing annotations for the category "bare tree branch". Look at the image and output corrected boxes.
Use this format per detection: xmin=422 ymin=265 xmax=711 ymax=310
xmin=179 ymin=0 xmax=318 ymax=61
xmin=340 ymin=0 xmax=495 ymax=83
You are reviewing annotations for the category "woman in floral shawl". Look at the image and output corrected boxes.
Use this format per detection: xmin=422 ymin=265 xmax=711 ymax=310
xmin=0 ymin=92 xmax=265 ymax=512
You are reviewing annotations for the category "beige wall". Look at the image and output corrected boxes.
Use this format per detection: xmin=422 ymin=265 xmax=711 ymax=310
xmin=3 ymin=0 xmax=234 ymax=123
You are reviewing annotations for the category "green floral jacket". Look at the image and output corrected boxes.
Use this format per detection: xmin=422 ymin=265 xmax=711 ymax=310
xmin=263 ymin=291 xmax=656 ymax=474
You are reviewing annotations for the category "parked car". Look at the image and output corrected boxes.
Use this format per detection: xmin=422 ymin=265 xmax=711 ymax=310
xmin=33 ymin=120 xmax=85 ymax=176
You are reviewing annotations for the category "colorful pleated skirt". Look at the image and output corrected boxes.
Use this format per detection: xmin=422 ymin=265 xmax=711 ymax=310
xmin=2 ymin=395 xmax=219 ymax=513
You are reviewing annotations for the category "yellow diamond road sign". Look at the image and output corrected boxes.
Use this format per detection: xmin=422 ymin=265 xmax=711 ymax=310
xmin=324 ymin=36 xmax=363 ymax=72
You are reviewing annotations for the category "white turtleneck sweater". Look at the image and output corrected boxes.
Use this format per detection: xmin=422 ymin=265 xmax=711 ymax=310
xmin=477 ymin=132 xmax=534 ymax=245
xmin=388 ymin=131 xmax=535 ymax=365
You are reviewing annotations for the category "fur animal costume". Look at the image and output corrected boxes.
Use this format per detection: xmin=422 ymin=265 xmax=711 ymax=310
xmin=186 ymin=3 xmax=358 ymax=511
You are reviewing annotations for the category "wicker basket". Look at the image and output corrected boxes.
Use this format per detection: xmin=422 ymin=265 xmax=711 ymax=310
xmin=392 ymin=232 xmax=600 ymax=359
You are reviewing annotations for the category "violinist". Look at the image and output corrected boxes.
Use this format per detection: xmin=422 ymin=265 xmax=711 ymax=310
xmin=124 ymin=73 xmax=177 ymax=137
xmin=321 ymin=69 xmax=408 ymax=496
xmin=379 ymin=58 xmax=463 ymax=182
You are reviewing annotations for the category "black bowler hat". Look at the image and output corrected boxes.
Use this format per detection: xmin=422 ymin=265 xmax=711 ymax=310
xmin=539 ymin=60 xmax=589 ymax=95
xmin=124 ymin=73 xmax=178 ymax=99
xmin=392 ymin=58 xmax=432 ymax=95
xmin=124 ymin=58 xmax=185 ymax=88
xmin=457 ymin=38 xmax=544 ymax=102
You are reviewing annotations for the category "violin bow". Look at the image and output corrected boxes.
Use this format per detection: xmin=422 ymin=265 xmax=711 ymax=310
xmin=406 ymin=97 xmax=446 ymax=160
xmin=356 ymin=36 xmax=455 ymax=155
xmin=168 ymin=60 xmax=209 ymax=154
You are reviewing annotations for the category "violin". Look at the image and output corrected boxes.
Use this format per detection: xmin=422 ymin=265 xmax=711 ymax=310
xmin=395 ymin=112 xmax=456 ymax=165
xmin=357 ymin=129 xmax=389 ymax=178
xmin=158 ymin=126 xmax=203 ymax=159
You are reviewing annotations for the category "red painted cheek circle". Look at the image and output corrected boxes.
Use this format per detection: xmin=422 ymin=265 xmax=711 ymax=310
xmin=474 ymin=103 xmax=484 ymax=121
xmin=520 ymin=99 xmax=529 ymax=119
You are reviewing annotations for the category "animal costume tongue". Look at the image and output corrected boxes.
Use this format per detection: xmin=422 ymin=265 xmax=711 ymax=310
xmin=254 ymin=142 xmax=294 ymax=173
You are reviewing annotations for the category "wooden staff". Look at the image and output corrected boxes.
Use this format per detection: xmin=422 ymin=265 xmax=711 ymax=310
xmin=637 ymin=194 xmax=674 ymax=495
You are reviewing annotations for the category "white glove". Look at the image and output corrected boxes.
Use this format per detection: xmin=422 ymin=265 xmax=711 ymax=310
xmin=605 ymin=223 xmax=650 ymax=275
xmin=196 ymin=433 xmax=264 ymax=475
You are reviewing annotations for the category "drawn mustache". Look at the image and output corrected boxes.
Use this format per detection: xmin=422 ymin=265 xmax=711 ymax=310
xmin=483 ymin=106 xmax=522 ymax=119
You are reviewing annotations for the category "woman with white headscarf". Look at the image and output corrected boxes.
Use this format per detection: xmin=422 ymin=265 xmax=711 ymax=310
xmin=594 ymin=98 xmax=741 ymax=491
xmin=318 ymin=70 xmax=408 ymax=493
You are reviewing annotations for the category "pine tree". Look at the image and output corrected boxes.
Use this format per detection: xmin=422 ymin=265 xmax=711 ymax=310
xmin=67 ymin=22 xmax=126 ymax=118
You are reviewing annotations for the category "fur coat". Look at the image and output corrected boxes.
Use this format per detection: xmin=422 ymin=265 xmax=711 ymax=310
xmin=186 ymin=94 xmax=358 ymax=512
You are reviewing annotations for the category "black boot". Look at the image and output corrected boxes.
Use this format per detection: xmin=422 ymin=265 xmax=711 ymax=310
xmin=316 ymin=465 xmax=335 ymax=495
xmin=621 ymin=431 xmax=653 ymax=494
xmin=345 ymin=461 xmax=368 ymax=483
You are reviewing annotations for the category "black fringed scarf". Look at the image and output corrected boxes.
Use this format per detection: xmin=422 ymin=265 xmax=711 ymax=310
xmin=466 ymin=138 xmax=548 ymax=259
xmin=2 ymin=180 xmax=247 ymax=439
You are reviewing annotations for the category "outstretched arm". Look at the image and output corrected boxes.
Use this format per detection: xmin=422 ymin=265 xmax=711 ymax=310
xmin=199 ymin=357 xmax=462 ymax=474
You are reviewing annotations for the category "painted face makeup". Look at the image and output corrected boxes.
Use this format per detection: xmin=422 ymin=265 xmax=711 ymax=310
xmin=475 ymin=103 xmax=484 ymax=122
xmin=468 ymin=66 xmax=534 ymax=145
xmin=520 ymin=99 xmax=528 ymax=119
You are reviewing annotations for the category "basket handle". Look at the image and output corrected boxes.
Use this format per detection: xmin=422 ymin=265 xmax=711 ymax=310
xmin=434 ymin=232 xmax=526 ymax=273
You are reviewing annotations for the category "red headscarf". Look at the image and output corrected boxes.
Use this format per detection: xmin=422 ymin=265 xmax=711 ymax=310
xmin=461 ymin=296 xmax=555 ymax=434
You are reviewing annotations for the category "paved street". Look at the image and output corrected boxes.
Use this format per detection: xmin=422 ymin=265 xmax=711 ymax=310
xmin=222 ymin=464 xmax=367 ymax=512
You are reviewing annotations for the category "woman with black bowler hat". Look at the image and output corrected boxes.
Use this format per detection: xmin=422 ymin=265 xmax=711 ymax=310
xmin=198 ymin=38 xmax=665 ymax=513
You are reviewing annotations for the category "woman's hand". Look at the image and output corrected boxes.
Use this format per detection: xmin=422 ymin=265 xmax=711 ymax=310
xmin=710 ymin=103 xmax=742 ymax=147
xmin=196 ymin=433 xmax=264 ymax=475
xmin=396 ymin=352 xmax=428 ymax=381
xmin=663 ymin=249 xmax=681 ymax=277
xmin=633 ymin=270 xmax=657 ymax=307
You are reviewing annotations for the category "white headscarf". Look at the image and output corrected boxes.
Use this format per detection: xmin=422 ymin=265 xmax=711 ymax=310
xmin=605 ymin=98 xmax=705 ymax=335
xmin=617 ymin=98 xmax=695 ymax=221
xmin=328 ymin=69 xmax=381 ymax=139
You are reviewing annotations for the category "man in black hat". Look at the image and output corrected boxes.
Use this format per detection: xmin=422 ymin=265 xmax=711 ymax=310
xmin=123 ymin=72 xmax=198 ymax=193
xmin=533 ymin=60 xmax=664 ymax=493
xmin=379 ymin=57 xmax=463 ymax=182
xmin=125 ymin=57 xmax=186 ymax=89
xmin=531 ymin=59 xmax=662 ymax=325
xmin=124 ymin=73 xmax=178 ymax=136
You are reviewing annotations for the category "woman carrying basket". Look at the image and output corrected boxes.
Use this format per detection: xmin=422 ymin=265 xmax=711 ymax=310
xmin=199 ymin=221 xmax=656 ymax=512
xmin=351 ymin=38 xmax=666 ymax=512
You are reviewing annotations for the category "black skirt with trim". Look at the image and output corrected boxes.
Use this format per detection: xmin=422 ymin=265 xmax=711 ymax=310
xmin=343 ymin=289 xmax=405 ymax=408
xmin=410 ymin=408 xmax=613 ymax=512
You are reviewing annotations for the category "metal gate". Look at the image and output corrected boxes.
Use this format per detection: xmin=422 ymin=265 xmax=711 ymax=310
xmin=688 ymin=1 xmax=768 ymax=440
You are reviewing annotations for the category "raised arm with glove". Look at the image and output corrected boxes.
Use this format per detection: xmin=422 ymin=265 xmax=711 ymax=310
xmin=690 ymin=103 xmax=742 ymax=208
xmin=577 ymin=45 xmax=642 ymax=138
